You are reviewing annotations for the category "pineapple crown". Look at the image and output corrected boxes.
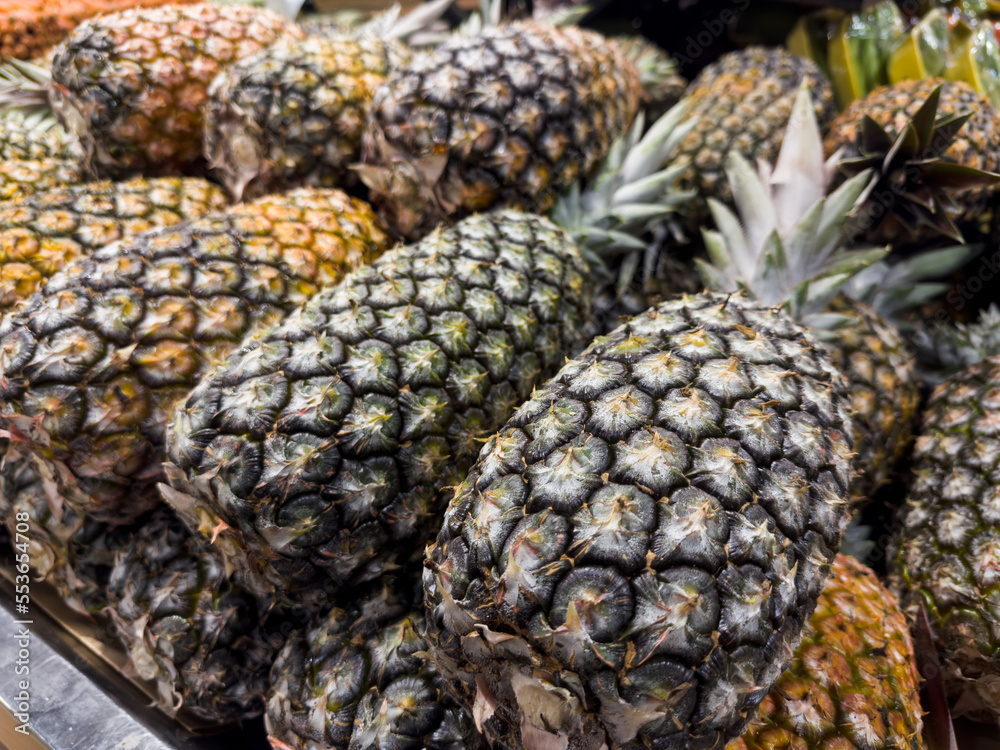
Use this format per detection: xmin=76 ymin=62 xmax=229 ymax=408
xmin=838 ymin=244 xmax=978 ymax=324
xmin=914 ymin=303 xmax=1000 ymax=383
xmin=351 ymin=0 xmax=455 ymax=44
xmin=0 ymin=59 xmax=54 ymax=125
xmin=550 ymin=101 xmax=698 ymax=294
xmin=838 ymin=84 xmax=1000 ymax=243
xmin=696 ymin=83 xmax=884 ymax=321
xmin=612 ymin=35 xmax=684 ymax=104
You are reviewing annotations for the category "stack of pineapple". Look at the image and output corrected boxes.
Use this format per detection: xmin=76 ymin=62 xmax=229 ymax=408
xmin=1 ymin=0 xmax=1000 ymax=747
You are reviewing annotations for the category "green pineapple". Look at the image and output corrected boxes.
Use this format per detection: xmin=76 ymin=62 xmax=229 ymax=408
xmin=205 ymin=35 xmax=409 ymax=201
xmin=266 ymin=577 xmax=481 ymax=750
xmin=161 ymin=105 xmax=695 ymax=612
xmin=163 ymin=211 xmax=592 ymax=611
xmin=357 ymin=21 xmax=642 ymax=238
xmin=825 ymin=79 xmax=1000 ymax=247
xmin=0 ymin=116 xmax=78 ymax=161
xmin=106 ymin=506 xmax=279 ymax=723
xmin=888 ymin=308 xmax=1000 ymax=724
xmin=675 ymin=46 xmax=837 ymax=225
xmin=0 ymin=188 xmax=389 ymax=525
xmin=693 ymin=83 xmax=958 ymax=502
xmin=423 ymin=289 xmax=856 ymax=750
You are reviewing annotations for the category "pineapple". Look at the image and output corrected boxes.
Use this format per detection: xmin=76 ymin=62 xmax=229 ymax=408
xmin=422 ymin=290 xmax=856 ymax=750
xmin=694 ymin=84 xmax=925 ymax=503
xmin=675 ymin=46 xmax=836 ymax=224
xmin=357 ymin=22 xmax=642 ymax=238
xmin=266 ymin=577 xmax=481 ymax=750
xmin=0 ymin=176 xmax=229 ymax=310
xmin=163 ymin=211 xmax=592 ymax=611
xmin=825 ymin=78 xmax=1000 ymax=246
xmin=612 ymin=35 xmax=687 ymax=123
xmin=204 ymin=0 xmax=453 ymax=201
xmin=161 ymin=105 xmax=695 ymax=612
xmin=0 ymin=463 xmax=128 ymax=614
xmin=0 ymin=157 xmax=83 ymax=202
xmin=0 ymin=188 xmax=389 ymax=525
xmin=106 ymin=506 xmax=279 ymax=723
xmin=0 ymin=116 xmax=77 ymax=160
xmin=888 ymin=334 xmax=1000 ymax=724
xmin=7 ymin=4 xmax=302 ymax=179
xmin=730 ymin=554 xmax=924 ymax=750
xmin=204 ymin=35 xmax=410 ymax=201
xmin=0 ymin=0 xmax=200 ymax=61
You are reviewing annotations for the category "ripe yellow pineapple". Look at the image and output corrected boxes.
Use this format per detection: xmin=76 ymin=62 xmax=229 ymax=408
xmin=17 ymin=3 xmax=304 ymax=178
xmin=0 ymin=0 xmax=200 ymax=60
xmin=0 ymin=158 xmax=83 ymax=202
xmin=0 ymin=176 xmax=229 ymax=310
xmin=0 ymin=188 xmax=389 ymax=524
xmin=730 ymin=554 xmax=924 ymax=750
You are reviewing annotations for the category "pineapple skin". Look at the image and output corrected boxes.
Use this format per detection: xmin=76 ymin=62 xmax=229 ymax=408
xmin=821 ymin=299 xmax=920 ymax=505
xmin=0 ymin=119 xmax=79 ymax=162
xmin=266 ymin=578 xmax=481 ymax=750
xmin=106 ymin=506 xmax=279 ymax=723
xmin=676 ymin=47 xmax=836 ymax=224
xmin=424 ymin=292 xmax=855 ymax=750
xmin=204 ymin=35 xmax=409 ymax=201
xmin=163 ymin=211 xmax=592 ymax=612
xmin=49 ymin=3 xmax=302 ymax=179
xmin=0 ymin=176 xmax=229 ymax=311
xmin=360 ymin=23 xmax=641 ymax=239
xmin=0 ymin=463 xmax=128 ymax=615
xmin=730 ymin=554 xmax=924 ymax=750
xmin=0 ymin=0 xmax=199 ymax=61
xmin=825 ymin=78 xmax=1000 ymax=245
xmin=889 ymin=356 xmax=1000 ymax=723
xmin=0 ymin=158 xmax=84 ymax=203
xmin=0 ymin=188 xmax=389 ymax=525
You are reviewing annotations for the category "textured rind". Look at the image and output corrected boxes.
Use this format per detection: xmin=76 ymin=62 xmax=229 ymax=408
xmin=0 ymin=0 xmax=200 ymax=60
xmin=677 ymin=47 xmax=836 ymax=224
xmin=0 ymin=176 xmax=229 ymax=311
xmin=730 ymin=554 xmax=924 ymax=750
xmin=0 ymin=158 xmax=85 ymax=203
xmin=825 ymin=78 xmax=1000 ymax=244
xmin=361 ymin=22 xmax=641 ymax=238
xmin=106 ymin=506 xmax=278 ymax=724
xmin=163 ymin=211 xmax=592 ymax=612
xmin=0 ymin=462 xmax=127 ymax=614
xmin=0 ymin=119 xmax=79 ymax=162
xmin=888 ymin=355 xmax=1000 ymax=722
xmin=424 ymin=292 xmax=855 ymax=750
xmin=0 ymin=188 xmax=388 ymax=525
xmin=49 ymin=3 xmax=302 ymax=178
xmin=266 ymin=578 xmax=482 ymax=750
xmin=820 ymin=299 xmax=919 ymax=505
xmin=205 ymin=35 xmax=409 ymax=200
